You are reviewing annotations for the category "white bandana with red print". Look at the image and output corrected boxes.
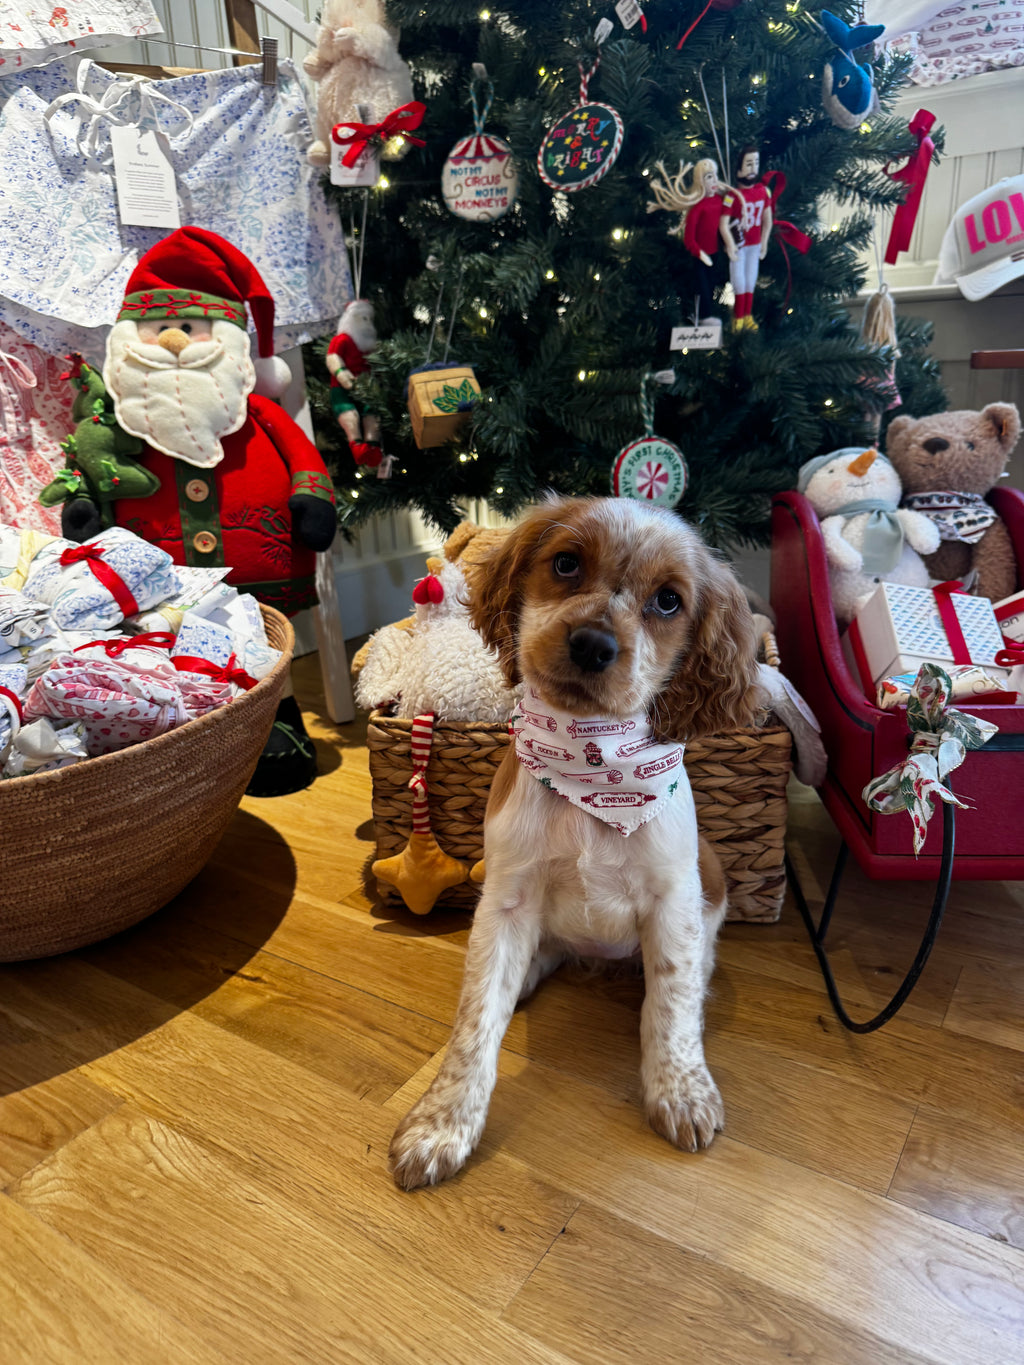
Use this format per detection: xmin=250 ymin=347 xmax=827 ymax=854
xmin=511 ymin=689 xmax=685 ymax=836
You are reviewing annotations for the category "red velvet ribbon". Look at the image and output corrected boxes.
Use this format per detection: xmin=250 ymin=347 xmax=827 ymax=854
xmin=932 ymin=580 xmax=971 ymax=666
xmin=74 ymin=632 xmax=176 ymax=657
xmin=760 ymin=171 xmax=812 ymax=309
xmin=0 ymin=683 xmax=24 ymax=724
xmin=884 ymin=109 xmax=935 ymax=267
xmin=331 ymin=101 xmax=427 ymax=168
xmin=172 ymin=653 xmax=259 ymax=691
xmin=995 ymin=641 xmax=1024 ymax=668
xmin=59 ymin=544 xmax=139 ymax=618
xmin=676 ymin=0 xmax=715 ymax=47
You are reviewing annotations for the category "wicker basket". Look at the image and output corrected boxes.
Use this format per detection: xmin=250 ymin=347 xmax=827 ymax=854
xmin=0 ymin=606 xmax=293 ymax=962
xmin=367 ymin=707 xmax=792 ymax=923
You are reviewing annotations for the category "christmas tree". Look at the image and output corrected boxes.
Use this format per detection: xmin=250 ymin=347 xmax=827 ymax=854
xmin=307 ymin=0 xmax=946 ymax=546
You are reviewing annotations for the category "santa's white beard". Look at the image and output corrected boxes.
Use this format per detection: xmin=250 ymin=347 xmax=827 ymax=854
xmin=104 ymin=320 xmax=255 ymax=468
xmin=338 ymin=314 xmax=377 ymax=355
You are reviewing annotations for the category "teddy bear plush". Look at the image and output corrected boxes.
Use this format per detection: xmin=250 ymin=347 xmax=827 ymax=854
xmin=798 ymin=446 xmax=940 ymax=625
xmin=885 ymin=403 xmax=1021 ymax=603
xmin=303 ymin=0 xmax=414 ymax=167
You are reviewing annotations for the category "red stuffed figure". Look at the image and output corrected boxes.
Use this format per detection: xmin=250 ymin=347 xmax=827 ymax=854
xmin=326 ymin=298 xmax=384 ymax=468
xmin=61 ymin=226 xmax=338 ymax=795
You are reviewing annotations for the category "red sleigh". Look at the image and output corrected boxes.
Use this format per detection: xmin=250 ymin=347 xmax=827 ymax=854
xmin=769 ymin=485 xmax=1024 ymax=1029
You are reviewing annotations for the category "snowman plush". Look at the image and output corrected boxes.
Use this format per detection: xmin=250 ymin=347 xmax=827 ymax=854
xmin=798 ymin=447 xmax=940 ymax=625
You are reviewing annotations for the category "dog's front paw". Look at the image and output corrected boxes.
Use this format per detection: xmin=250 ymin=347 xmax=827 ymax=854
xmin=389 ymin=1096 xmax=483 ymax=1191
xmin=645 ymin=1067 xmax=724 ymax=1152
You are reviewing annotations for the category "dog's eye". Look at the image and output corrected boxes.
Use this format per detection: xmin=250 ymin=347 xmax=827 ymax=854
xmin=651 ymin=588 xmax=681 ymax=616
xmin=553 ymin=552 xmax=580 ymax=578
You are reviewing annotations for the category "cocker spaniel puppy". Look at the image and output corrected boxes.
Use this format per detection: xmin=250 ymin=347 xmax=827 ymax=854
xmin=390 ymin=496 xmax=760 ymax=1189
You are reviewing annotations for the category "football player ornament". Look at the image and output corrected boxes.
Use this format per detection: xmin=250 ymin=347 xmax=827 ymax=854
xmin=611 ymin=373 xmax=687 ymax=509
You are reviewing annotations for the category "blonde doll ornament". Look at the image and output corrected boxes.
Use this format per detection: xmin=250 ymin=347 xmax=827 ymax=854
xmin=647 ymin=158 xmax=739 ymax=324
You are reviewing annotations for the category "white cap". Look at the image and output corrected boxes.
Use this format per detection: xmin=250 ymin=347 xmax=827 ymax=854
xmin=934 ymin=174 xmax=1024 ymax=302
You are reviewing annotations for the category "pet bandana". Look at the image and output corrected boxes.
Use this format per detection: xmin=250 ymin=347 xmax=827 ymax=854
xmin=900 ymin=491 xmax=997 ymax=545
xmin=512 ymin=690 xmax=685 ymax=836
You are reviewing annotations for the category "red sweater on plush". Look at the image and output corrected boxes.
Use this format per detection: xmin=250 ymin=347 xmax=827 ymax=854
xmin=112 ymin=393 xmax=335 ymax=617
xmin=327 ymin=332 xmax=370 ymax=386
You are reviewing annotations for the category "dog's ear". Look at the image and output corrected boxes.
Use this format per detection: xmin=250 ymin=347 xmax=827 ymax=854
xmin=466 ymin=512 xmax=549 ymax=687
xmin=655 ymin=552 xmax=761 ymax=742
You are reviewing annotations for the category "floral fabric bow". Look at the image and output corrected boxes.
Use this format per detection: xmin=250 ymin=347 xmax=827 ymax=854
xmin=862 ymin=663 xmax=997 ymax=855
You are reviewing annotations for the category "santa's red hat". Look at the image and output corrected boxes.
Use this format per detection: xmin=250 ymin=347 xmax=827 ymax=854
xmin=117 ymin=226 xmax=277 ymax=358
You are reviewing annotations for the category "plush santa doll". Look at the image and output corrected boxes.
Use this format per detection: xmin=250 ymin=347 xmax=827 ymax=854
xmin=326 ymin=299 xmax=383 ymax=468
xmin=61 ymin=226 xmax=338 ymax=796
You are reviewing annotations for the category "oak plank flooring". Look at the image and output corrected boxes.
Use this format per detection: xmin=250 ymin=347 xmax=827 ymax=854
xmin=1 ymin=649 xmax=1022 ymax=1364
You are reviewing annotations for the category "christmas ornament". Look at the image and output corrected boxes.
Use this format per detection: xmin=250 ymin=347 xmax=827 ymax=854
xmin=721 ymin=144 xmax=773 ymax=331
xmin=820 ymin=10 xmax=885 ymax=131
xmin=330 ymin=99 xmax=426 ymax=174
xmin=442 ymin=68 xmax=518 ymax=222
xmin=647 ymin=158 xmax=735 ymax=324
xmin=538 ymin=52 xmax=623 ymax=193
xmin=406 ymin=260 xmax=480 ymax=449
xmin=611 ymin=373 xmax=687 ymax=509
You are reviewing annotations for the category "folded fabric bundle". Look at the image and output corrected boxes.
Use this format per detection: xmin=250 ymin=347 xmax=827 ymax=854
xmin=127 ymin=565 xmax=234 ymax=635
xmin=3 ymin=716 xmax=89 ymax=778
xmin=20 ymin=525 xmax=180 ymax=631
xmin=171 ymin=609 xmax=280 ymax=694
xmin=0 ymin=583 xmax=53 ymax=648
xmin=25 ymin=636 xmax=231 ymax=754
xmin=0 ymin=660 xmax=27 ymax=761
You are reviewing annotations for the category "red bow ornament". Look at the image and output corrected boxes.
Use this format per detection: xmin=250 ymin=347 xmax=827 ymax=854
xmin=884 ymin=109 xmax=936 ymax=267
xmin=59 ymin=544 xmax=140 ymax=618
xmin=331 ymin=101 xmax=427 ymax=168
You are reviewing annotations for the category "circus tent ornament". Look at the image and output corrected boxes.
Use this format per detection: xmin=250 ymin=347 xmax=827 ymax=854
xmin=442 ymin=68 xmax=518 ymax=222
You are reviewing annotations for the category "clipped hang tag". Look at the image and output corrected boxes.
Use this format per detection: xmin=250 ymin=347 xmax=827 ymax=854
xmin=109 ymin=125 xmax=180 ymax=229
xmin=670 ymin=322 xmax=723 ymax=351
xmin=616 ymin=0 xmax=644 ymax=28
xmin=594 ymin=17 xmax=614 ymax=43
xmin=652 ymin=369 xmax=675 ymax=385
xmin=330 ymin=136 xmax=381 ymax=187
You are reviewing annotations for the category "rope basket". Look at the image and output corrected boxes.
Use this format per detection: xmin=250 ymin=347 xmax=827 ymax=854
xmin=0 ymin=606 xmax=293 ymax=962
xmin=367 ymin=694 xmax=792 ymax=923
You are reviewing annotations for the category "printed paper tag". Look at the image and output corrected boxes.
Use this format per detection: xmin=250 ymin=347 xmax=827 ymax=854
xmin=330 ymin=137 xmax=381 ymax=187
xmin=616 ymin=0 xmax=644 ymax=28
xmin=670 ymin=322 xmax=723 ymax=351
xmin=110 ymin=125 xmax=180 ymax=229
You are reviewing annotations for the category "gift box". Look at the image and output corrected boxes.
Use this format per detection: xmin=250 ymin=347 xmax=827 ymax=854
xmin=406 ymin=365 xmax=481 ymax=449
xmin=841 ymin=581 xmax=1011 ymax=697
xmin=993 ymin=589 xmax=1024 ymax=644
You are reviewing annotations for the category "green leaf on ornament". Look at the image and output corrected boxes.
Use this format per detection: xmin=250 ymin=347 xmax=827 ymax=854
xmin=432 ymin=379 xmax=477 ymax=414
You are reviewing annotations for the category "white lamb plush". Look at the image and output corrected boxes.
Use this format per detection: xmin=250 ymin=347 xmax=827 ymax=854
xmin=303 ymin=0 xmax=414 ymax=167
xmin=798 ymin=447 xmax=940 ymax=625
xmin=355 ymin=557 xmax=522 ymax=723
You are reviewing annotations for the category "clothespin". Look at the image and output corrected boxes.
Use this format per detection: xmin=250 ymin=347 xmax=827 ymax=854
xmin=260 ymin=36 xmax=278 ymax=86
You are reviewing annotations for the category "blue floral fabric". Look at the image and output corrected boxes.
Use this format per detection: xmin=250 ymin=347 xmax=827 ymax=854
xmin=0 ymin=55 xmax=351 ymax=363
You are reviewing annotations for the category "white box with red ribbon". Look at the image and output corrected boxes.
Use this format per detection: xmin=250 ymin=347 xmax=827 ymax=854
xmin=841 ymin=581 xmax=1014 ymax=700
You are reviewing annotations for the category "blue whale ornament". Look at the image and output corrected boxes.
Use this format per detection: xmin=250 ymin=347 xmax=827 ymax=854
xmin=820 ymin=10 xmax=885 ymax=131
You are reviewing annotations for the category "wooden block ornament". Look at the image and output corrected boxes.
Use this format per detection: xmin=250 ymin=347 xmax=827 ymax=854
xmin=406 ymin=365 xmax=481 ymax=450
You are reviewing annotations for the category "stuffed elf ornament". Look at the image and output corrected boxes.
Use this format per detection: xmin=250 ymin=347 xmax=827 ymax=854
xmin=325 ymin=299 xmax=384 ymax=468
xmin=61 ymin=226 xmax=337 ymax=796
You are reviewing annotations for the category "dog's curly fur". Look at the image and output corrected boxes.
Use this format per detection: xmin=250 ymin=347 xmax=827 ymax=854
xmin=389 ymin=497 xmax=760 ymax=1190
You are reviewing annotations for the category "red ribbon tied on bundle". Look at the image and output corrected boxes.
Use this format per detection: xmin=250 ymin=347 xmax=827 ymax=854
xmin=932 ymin=580 xmax=972 ymax=667
xmin=331 ymin=101 xmax=427 ymax=168
xmin=74 ymin=632 xmax=176 ymax=657
xmin=59 ymin=544 xmax=139 ymax=618
xmin=172 ymin=653 xmax=259 ymax=691
xmin=884 ymin=109 xmax=935 ymax=267
xmin=994 ymin=641 xmax=1024 ymax=668
xmin=0 ymin=684 xmax=24 ymax=724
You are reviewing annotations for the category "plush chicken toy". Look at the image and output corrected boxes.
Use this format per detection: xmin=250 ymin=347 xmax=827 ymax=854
xmin=59 ymin=226 xmax=338 ymax=795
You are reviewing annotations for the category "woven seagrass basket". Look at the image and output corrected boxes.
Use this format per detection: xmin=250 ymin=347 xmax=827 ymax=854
xmin=367 ymin=674 xmax=793 ymax=923
xmin=0 ymin=606 xmax=293 ymax=962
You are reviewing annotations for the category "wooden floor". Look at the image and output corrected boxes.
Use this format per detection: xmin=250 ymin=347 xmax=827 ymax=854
xmin=2 ymin=652 xmax=1023 ymax=1364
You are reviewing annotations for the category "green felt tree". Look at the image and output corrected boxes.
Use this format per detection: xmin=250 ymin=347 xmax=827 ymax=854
xmin=306 ymin=0 xmax=946 ymax=547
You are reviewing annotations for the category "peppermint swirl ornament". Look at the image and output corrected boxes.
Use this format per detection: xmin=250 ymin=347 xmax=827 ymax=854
xmin=442 ymin=75 xmax=518 ymax=222
xmin=611 ymin=375 xmax=688 ymax=509
xmin=538 ymin=55 xmax=624 ymax=193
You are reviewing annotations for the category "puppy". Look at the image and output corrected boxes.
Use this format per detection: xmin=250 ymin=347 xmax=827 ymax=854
xmin=389 ymin=496 xmax=760 ymax=1189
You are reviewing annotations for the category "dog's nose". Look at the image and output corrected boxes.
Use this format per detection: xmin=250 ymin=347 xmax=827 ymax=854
xmin=568 ymin=627 xmax=618 ymax=673
xmin=922 ymin=437 xmax=950 ymax=455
